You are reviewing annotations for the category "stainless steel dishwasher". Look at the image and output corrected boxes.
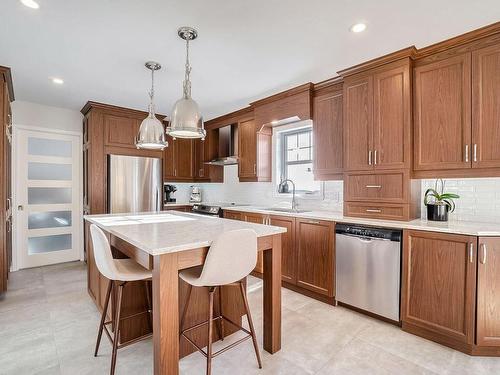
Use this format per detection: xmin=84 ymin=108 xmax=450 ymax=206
xmin=335 ymin=223 xmax=402 ymax=322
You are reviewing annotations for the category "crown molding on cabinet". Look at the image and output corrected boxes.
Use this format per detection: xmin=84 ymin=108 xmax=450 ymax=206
xmin=0 ymin=66 xmax=15 ymax=101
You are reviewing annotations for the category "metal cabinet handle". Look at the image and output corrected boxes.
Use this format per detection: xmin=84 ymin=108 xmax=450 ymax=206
xmin=368 ymin=150 xmax=372 ymax=165
xmin=365 ymin=185 xmax=382 ymax=189
xmin=473 ymin=144 xmax=477 ymax=162
xmin=305 ymin=220 xmax=320 ymax=224
xmin=481 ymin=243 xmax=487 ymax=264
xmin=374 ymin=150 xmax=378 ymax=165
xmin=174 ymin=169 xmax=177 ymax=177
xmin=366 ymin=209 xmax=382 ymax=213
xmin=253 ymin=164 xmax=256 ymax=175
xmin=199 ymin=168 xmax=204 ymax=177
xmin=469 ymin=243 xmax=474 ymax=263
xmin=465 ymin=144 xmax=469 ymax=163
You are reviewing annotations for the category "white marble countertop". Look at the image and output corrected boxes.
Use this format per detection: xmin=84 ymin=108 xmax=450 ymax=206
xmin=222 ymin=206 xmax=500 ymax=236
xmin=84 ymin=211 xmax=286 ymax=256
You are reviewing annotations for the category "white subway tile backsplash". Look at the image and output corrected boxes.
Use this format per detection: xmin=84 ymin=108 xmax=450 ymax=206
xmin=421 ymin=178 xmax=500 ymax=223
xmin=167 ymin=170 xmax=500 ymax=224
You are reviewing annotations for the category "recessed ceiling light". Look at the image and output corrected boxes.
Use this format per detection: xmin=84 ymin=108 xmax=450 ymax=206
xmin=350 ymin=23 xmax=367 ymax=33
xmin=51 ymin=77 xmax=64 ymax=85
xmin=20 ymin=0 xmax=40 ymax=9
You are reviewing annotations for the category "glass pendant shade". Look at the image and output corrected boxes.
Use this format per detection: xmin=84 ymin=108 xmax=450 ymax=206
xmin=136 ymin=61 xmax=168 ymax=150
xmin=136 ymin=113 xmax=167 ymax=150
xmin=166 ymin=97 xmax=205 ymax=139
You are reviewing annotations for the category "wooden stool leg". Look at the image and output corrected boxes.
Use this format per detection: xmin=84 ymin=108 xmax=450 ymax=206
xmin=180 ymin=284 xmax=192 ymax=334
xmin=218 ymin=286 xmax=224 ymax=341
xmin=206 ymin=287 xmax=215 ymax=375
xmin=144 ymin=280 xmax=152 ymax=331
xmin=239 ymin=281 xmax=262 ymax=369
xmin=95 ymin=279 xmax=113 ymax=357
xmin=110 ymin=282 xmax=125 ymax=375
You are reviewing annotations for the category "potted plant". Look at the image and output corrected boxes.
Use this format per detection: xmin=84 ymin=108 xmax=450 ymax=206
xmin=424 ymin=179 xmax=460 ymax=221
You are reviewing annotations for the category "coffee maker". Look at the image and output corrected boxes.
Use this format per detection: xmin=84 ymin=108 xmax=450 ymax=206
xmin=189 ymin=186 xmax=202 ymax=203
xmin=164 ymin=184 xmax=177 ymax=203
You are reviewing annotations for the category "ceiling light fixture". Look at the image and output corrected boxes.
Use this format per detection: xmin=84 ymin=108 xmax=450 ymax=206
xmin=166 ymin=27 xmax=206 ymax=140
xmin=20 ymin=0 xmax=40 ymax=9
xmin=350 ymin=23 xmax=367 ymax=33
xmin=135 ymin=61 xmax=168 ymax=150
xmin=51 ymin=77 xmax=64 ymax=85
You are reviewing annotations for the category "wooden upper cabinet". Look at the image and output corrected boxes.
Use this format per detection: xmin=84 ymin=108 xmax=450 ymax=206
xmin=472 ymin=44 xmax=500 ymax=169
xmin=269 ymin=215 xmax=296 ymax=284
xmin=476 ymin=237 xmax=500 ymax=346
xmin=104 ymin=114 xmax=140 ymax=149
xmin=238 ymin=118 xmax=257 ymax=179
xmin=163 ymin=141 xmax=175 ymax=180
xmin=344 ymin=75 xmax=373 ymax=171
xmin=313 ymin=88 xmax=343 ymax=179
xmin=373 ymin=62 xmax=411 ymax=170
xmin=414 ymin=53 xmax=472 ymax=171
xmin=295 ymin=218 xmax=334 ymax=297
xmin=402 ymin=230 xmax=476 ymax=345
xmin=174 ymin=138 xmax=195 ymax=180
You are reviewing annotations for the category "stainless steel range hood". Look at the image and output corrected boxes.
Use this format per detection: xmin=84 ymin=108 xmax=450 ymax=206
xmin=205 ymin=124 xmax=239 ymax=166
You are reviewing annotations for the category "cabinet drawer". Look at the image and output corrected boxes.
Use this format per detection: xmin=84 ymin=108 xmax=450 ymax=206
xmin=345 ymin=172 xmax=407 ymax=203
xmin=223 ymin=211 xmax=242 ymax=220
xmin=344 ymin=202 xmax=410 ymax=221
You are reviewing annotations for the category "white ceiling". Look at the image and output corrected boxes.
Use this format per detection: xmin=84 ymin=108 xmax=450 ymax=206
xmin=1 ymin=0 xmax=499 ymax=119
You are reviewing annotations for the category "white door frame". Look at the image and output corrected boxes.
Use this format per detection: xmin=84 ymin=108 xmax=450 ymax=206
xmin=12 ymin=124 xmax=83 ymax=271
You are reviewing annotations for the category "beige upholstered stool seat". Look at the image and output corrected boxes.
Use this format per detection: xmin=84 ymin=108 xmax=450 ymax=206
xmin=113 ymin=258 xmax=152 ymax=281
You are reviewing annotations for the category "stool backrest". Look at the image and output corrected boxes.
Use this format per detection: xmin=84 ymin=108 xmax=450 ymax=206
xmin=90 ymin=224 xmax=119 ymax=281
xmin=198 ymin=229 xmax=258 ymax=286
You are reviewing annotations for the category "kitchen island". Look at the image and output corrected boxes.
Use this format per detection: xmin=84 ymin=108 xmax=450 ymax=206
xmin=84 ymin=211 xmax=286 ymax=375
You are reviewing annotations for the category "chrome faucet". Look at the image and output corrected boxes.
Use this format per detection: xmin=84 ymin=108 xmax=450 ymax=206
xmin=278 ymin=178 xmax=298 ymax=211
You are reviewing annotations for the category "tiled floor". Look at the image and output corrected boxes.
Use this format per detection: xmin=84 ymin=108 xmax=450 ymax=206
xmin=1 ymin=262 xmax=499 ymax=375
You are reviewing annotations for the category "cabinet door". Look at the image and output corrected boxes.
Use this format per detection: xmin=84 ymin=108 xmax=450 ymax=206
xmin=313 ymin=90 xmax=343 ymax=179
xmin=194 ymin=139 xmax=210 ymax=180
xmin=174 ymin=138 xmax=195 ymax=180
xmin=296 ymin=218 xmax=334 ymax=296
xmin=402 ymin=230 xmax=476 ymax=344
xmin=373 ymin=63 xmax=411 ymax=169
xmin=477 ymin=237 xmax=500 ymax=346
xmin=238 ymin=119 xmax=257 ymax=179
xmin=104 ymin=114 xmax=140 ymax=149
xmin=414 ymin=54 xmax=472 ymax=170
xmin=242 ymin=212 xmax=265 ymax=273
xmin=163 ymin=141 xmax=175 ymax=180
xmin=344 ymin=75 xmax=373 ymax=171
xmin=472 ymin=44 xmax=500 ymax=169
xmin=269 ymin=215 xmax=296 ymax=284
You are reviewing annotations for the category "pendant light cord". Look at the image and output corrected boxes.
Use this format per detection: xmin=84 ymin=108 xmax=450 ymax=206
xmin=149 ymin=67 xmax=155 ymax=117
xmin=183 ymin=37 xmax=192 ymax=99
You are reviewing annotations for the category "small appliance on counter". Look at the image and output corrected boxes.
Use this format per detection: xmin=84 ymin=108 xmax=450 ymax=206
xmin=189 ymin=186 xmax=202 ymax=203
xmin=164 ymin=184 xmax=177 ymax=203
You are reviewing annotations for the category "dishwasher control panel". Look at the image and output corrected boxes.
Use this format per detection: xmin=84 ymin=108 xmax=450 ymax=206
xmin=335 ymin=223 xmax=401 ymax=242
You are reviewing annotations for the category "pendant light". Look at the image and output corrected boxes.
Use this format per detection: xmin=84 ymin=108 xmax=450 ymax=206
xmin=165 ymin=27 xmax=206 ymax=140
xmin=136 ymin=61 xmax=168 ymax=150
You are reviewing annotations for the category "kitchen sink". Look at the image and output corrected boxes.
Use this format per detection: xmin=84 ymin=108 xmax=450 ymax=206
xmin=263 ymin=207 xmax=311 ymax=213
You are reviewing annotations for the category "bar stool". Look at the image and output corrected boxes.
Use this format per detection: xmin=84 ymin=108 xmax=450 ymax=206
xmin=90 ymin=224 xmax=153 ymax=375
xmin=179 ymin=229 xmax=262 ymax=375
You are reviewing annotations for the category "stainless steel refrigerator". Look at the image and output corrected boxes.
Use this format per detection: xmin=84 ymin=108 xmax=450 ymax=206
xmin=108 ymin=155 xmax=162 ymax=214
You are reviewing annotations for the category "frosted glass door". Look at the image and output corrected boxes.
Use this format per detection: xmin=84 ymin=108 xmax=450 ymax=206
xmin=16 ymin=129 xmax=81 ymax=268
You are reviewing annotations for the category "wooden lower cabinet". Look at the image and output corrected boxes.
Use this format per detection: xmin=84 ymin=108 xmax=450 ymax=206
xmin=402 ymin=230 xmax=477 ymax=346
xmin=476 ymin=237 xmax=500 ymax=347
xmin=295 ymin=218 xmax=334 ymax=297
xmin=163 ymin=205 xmax=192 ymax=212
xmin=269 ymin=215 xmax=296 ymax=284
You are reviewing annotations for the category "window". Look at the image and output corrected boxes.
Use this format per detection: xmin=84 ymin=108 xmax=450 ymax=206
xmin=279 ymin=127 xmax=321 ymax=194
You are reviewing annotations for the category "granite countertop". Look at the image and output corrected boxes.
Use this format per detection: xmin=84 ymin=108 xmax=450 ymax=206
xmin=84 ymin=211 xmax=286 ymax=256
xmin=222 ymin=206 xmax=500 ymax=237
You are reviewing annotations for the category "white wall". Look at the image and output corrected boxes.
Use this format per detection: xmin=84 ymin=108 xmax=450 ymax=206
xmin=12 ymin=101 xmax=83 ymax=133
